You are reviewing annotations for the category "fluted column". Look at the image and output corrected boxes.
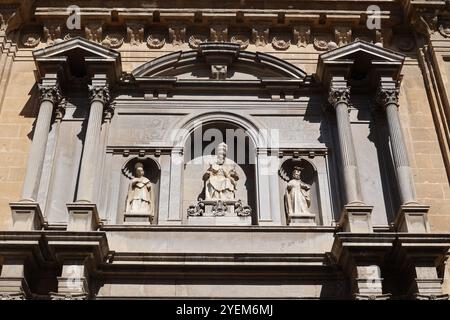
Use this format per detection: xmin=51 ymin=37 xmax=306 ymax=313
xmin=376 ymin=78 xmax=416 ymax=205
xmin=21 ymin=74 xmax=61 ymax=201
xmin=76 ymin=74 xmax=110 ymax=203
xmin=328 ymin=77 xmax=373 ymax=233
xmin=67 ymin=75 xmax=109 ymax=232
xmin=328 ymin=77 xmax=364 ymax=204
xmin=376 ymin=77 xmax=430 ymax=233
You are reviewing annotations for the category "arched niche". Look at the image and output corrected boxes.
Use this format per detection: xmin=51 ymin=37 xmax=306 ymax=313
xmin=279 ymin=158 xmax=321 ymax=226
xmin=182 ymin=121 xmax=257 ymax=225
xmin=118 ymin=157 xmax=161 ymax=225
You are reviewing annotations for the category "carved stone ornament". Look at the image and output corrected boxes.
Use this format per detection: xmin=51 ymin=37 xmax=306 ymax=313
xmin=127 ymin=23 xmax=144 ymax=45
xmin=212 ymin=200 xmax=227 ymax=216
xmin=85 ymin=22 xmax=103 ymax=43
xmin=230 ymin=34 xmax=249 ymax=49
xmin=313 ymin=36 xmax=330 ymax=51
xmin=375 ymin=87 xmax=400 ymax=107
xmin=293 ymin=26 xmax=311 ymax=47
xmin=169 ymin=23 xmax=186 ymax=46
xmin=234 ymin=200 xmax=252 ymax=217
xmin=188 ymin=34 xmax=208 ymax=49
xmin=272 ymin=36 xmax=291 ymax=50
xmin=211 ymin=65 xmax=227 ymax=80
xmin=88 ymin=84 xmax=110 ymax=104
xmin=102 ymin=33 xmax=124 ymax=49
xmin=252 ymin=25 xmax=269 ymax=46
xmin=43 ymin=22 xmax=62 ymax=45
xmin=328 ymin=86 xmax=351 ymax=106
xmin=38 ymin=83 xmax=62 ymax=104
xmin=334 ymin=26 xmax=352 ymax=46
xmin=147 ymin=33 xmax=166 ymax=49
xmin=187 ymin=201 xmax=205 ymax=216
xmin=210 ymin=24 xmax=228 ymax=42
xmin=22 ymin=33 xmax=41 ymax=47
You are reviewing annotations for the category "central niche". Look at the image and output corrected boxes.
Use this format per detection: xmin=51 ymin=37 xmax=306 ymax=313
xmin=182 ymin=121 xmax=257 ymax=225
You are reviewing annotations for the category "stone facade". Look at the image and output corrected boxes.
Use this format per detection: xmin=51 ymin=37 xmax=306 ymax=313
xmin=0 ymin=0 xmax=449 ymax=299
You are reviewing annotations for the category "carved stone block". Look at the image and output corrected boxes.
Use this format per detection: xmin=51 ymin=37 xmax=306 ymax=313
xmin=395 ymin=204 xmax=431 ymax=233
xmin=66 ymin=203 xmax=100 ymax=231
xmin=9 ymin=202 xmax=45 ymax=231
xmin=340 ymin=205 xmax=374 ymax=233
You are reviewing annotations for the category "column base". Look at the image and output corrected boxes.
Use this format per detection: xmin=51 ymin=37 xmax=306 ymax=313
xmin=9 ymin=201 xmax=45 ymax=231
xmin=395 ymin=204 xmax=430 ymax=233
xmin=66 ymin=203 xmax=101 ymax=231
xmin=339 ymin=204 xmax=373 ymax=233
xmin=288 ymin=213 xmax=316 ymax=226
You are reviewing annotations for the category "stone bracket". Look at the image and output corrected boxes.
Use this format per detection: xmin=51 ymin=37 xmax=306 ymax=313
xmin=332 ymin=232 xmax=396 ymax=299
xmin=391 ymin=234 xmax=450 ymax=300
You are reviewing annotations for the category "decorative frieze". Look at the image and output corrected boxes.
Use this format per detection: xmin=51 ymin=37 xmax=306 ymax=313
xmin=126 ymin=22 xmax=145 ymax=46
xmin=188 ymin=34 xmax=208 ymax=48
xmin=230 ymin=34 xmax=249 ymax=49
xmin=101 ymin=33 xmax=124 ymax=49
xmin=43 ymin=21 xmax=62 ymax=45
xmin=293 ymin=26 xmax=310 ymax=47
xmin=334 ymin=26 xmax=352 ymax=46
xmin=22 ymin=33 xmax=40 ymax=48
xmin=168 ymin=23 xmax=186 ymax=46
xmin=210 ymin=23 xmax=228 ymax=42
xmin=85 ymin=21 xmax=103 ymax=43
xmin=313 ymin=35 xmax=332 ymax=51
xmin=252 ymin=24 xmax=269 ymax=46
xmin=272 ymin=35 xmax=291 ymax=50
xmin=146 ymin=33 xmax=165 ymax=49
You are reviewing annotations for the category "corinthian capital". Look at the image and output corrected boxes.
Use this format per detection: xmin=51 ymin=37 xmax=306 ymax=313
xmin=328 ymin=86 xmax=350 ymax=107
xmin=88 ymin=84 xmax=110 ymax=104
xmin=38 ymin=82 xmax=62 ymax=104
xmin=376 ymin=87 xmax=400 ymax=107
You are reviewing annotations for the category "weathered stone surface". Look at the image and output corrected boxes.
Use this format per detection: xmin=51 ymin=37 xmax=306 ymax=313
xmin=0 ymin=1 xmax=449 ymax=300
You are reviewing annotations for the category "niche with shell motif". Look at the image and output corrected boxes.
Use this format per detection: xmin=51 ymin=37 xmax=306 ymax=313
xmin=120 ymin=157 xmax=160 ymax=225
xmin=279 ymin=158 xmax=319 ymax=226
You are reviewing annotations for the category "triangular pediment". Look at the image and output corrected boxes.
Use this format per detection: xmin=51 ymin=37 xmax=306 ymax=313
xmin=316 ymin=41 xmax=405 ymax=86
xmin=33 ymin=37 xmax=122 ymax=82
xmin=319 ymin=40 xmax=405 ymax=63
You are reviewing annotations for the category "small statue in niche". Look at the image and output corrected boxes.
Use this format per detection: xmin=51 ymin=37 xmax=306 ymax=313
xmin=284 ymin=166 xmax=312 ymax=216
xmin=203 ymin=142 xmax=239 ymax=200
xmin=125 ymin=162 xmax=154 ymax=219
